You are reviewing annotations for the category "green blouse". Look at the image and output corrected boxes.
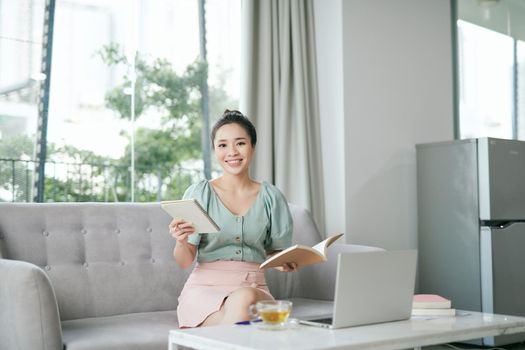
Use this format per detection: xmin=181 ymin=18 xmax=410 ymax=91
xmin=184 ymin=180 xmax=293 ymax=263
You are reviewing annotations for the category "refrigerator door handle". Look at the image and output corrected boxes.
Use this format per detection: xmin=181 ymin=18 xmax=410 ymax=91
xmin=479 ymin=220 xmax=525 ymax=229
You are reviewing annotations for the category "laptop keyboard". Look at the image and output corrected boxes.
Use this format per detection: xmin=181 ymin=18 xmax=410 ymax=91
xmin=310 ymin=317 xmax=333 ymax=324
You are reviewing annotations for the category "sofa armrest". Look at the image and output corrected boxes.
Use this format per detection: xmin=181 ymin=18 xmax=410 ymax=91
xmin=0 ymin=259 xmax=62 ymax=350
xmin=292 ymin=244 xmax=385 ymax=300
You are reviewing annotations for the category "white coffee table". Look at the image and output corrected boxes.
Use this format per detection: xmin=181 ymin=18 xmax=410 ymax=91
xmin=168 ymin=311 xmax=525 ymax=350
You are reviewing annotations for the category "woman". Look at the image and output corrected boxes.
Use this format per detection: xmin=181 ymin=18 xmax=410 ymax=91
xmin=170 ymin=109 xmax=296 ymax=328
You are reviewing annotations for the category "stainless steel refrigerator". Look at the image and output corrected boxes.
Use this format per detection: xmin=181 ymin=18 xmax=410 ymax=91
xmin=416 ymin=137 xmax=525 ymax=346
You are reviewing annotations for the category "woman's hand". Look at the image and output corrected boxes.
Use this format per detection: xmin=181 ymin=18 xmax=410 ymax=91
xmin=273 ymin=262 xmax=298 ymax=272
xmin=169 ymin=218 xmax=196 ymax=244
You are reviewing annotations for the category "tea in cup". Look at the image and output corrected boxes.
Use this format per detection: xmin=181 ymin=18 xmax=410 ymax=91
xmin=249 ymin=300 xmax=292 ymax=327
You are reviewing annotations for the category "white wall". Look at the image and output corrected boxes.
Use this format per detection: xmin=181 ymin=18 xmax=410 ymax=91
xmin=315 ymin=0 xmax=454 ymax=249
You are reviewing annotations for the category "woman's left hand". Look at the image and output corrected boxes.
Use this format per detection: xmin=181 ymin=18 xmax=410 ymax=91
xmin=274 ymin=262 xmax=298 ymax=272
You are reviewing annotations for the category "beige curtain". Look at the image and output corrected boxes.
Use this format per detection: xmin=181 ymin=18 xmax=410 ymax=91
xmin=241 ymin=0 xmax=326 ymax=235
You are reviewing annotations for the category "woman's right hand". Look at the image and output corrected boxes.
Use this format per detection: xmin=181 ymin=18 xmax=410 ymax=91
xmin=169 ymin=219 xmax=196 ymax=244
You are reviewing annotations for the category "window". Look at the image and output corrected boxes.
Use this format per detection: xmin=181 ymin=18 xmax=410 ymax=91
xmin=518 ymin=40 xmax=525 ymax=138
xmin=457 ymin=0 xmax=525 ymax=140
xmin=0 ymin=0 xmax=45 ymax=201
xmin=457 ymin=20 xmax=515 ymax=139
xmin=0 ymin=0 xmax=240 ymax=202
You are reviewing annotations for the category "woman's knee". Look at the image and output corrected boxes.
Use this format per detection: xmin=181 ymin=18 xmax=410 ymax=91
xmin=228 ymin=287 xmax=257 ymax=305
xmin=226 ymin=287 xmax=270 ymax=308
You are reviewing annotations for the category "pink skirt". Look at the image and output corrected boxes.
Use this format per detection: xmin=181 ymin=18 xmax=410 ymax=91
xmin=177 ymin=261 xmax=273 ymax=328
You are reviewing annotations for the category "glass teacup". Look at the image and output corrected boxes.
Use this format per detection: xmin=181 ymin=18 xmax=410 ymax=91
xmin=249 ymin=300 xmax=292 ymax=328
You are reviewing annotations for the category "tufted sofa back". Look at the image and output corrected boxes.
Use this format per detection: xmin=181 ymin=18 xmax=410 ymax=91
xmin=0 ymin=202 xmax=189 ymax=321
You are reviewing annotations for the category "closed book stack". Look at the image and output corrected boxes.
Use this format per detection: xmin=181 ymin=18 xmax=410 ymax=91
xmin=411 ymin=294 xmax=456 ymax=316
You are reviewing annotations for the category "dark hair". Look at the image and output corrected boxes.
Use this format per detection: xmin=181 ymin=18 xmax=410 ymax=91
xmin=210 ymin=109 xmax=257 ymax=148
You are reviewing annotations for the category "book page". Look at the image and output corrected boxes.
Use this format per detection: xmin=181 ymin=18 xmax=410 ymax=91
xmin=412 ymin=308 xmax=456 ymax=316
xmin=259 ymin=245 xmax=324 ymax=269
xmin=412 ymin=294 xmax=451 ymax=309
xmin=312 ymin=233 xmax=344 ymax=255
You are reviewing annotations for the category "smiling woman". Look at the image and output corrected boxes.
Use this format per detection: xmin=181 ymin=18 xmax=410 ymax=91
xmin=169 ymin=109 xmax=298 ymax=328
xmin=211 ymin=110 xmax=257 ymax=178
xmin=213 ymin=129 xmax=252 ymax=175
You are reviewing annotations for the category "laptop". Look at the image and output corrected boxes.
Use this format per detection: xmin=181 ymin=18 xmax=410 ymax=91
xmin=299 ymin=250 xmax=417 ymax=329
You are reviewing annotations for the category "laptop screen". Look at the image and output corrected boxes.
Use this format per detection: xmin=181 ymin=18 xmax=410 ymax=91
xmin=303 ymin=250 xmax=417 ymax=329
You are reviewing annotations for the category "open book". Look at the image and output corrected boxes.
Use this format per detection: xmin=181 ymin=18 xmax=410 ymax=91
xmin=259 ymin=233 xmax=344 ymax=269
xmin=161 ymin=199 xmax=220 ymax=233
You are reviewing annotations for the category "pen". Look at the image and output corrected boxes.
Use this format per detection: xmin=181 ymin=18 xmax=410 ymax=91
xmin=235 ymin=319 xmax=262 ymax=325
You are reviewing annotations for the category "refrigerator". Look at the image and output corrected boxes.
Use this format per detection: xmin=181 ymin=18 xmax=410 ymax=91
xmin=416 ymin=137 xmax=525 ymax=346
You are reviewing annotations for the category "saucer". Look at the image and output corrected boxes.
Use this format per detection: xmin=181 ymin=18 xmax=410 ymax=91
xmin=256 ymin=318 xmax=299 ymax=331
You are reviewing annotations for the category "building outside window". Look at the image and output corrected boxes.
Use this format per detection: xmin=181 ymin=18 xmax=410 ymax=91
xmin=0 ymin=0 xmax=240 ymax=202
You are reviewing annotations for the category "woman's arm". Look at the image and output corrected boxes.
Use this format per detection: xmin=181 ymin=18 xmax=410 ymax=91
xmin=170 ymin=219 xmax=197 ymax=269
xmin=174 ymin=241 xmax=197 ymax=269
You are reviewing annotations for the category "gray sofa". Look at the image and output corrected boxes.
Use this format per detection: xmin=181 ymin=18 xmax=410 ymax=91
xmin=0 ymin=202 xmax=381 ymax=350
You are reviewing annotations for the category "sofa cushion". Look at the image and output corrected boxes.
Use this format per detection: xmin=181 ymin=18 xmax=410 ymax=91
xmin=62 ymin=310 xmax=178 ymax=350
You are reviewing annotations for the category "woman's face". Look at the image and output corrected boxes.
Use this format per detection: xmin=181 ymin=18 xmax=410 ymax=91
xmin=213 ymin=123 xmax=255 ymax=176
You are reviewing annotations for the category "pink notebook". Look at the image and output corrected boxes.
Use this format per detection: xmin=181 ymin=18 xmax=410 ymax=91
xmin=412 ymin=294 xmax=451 ymax=309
